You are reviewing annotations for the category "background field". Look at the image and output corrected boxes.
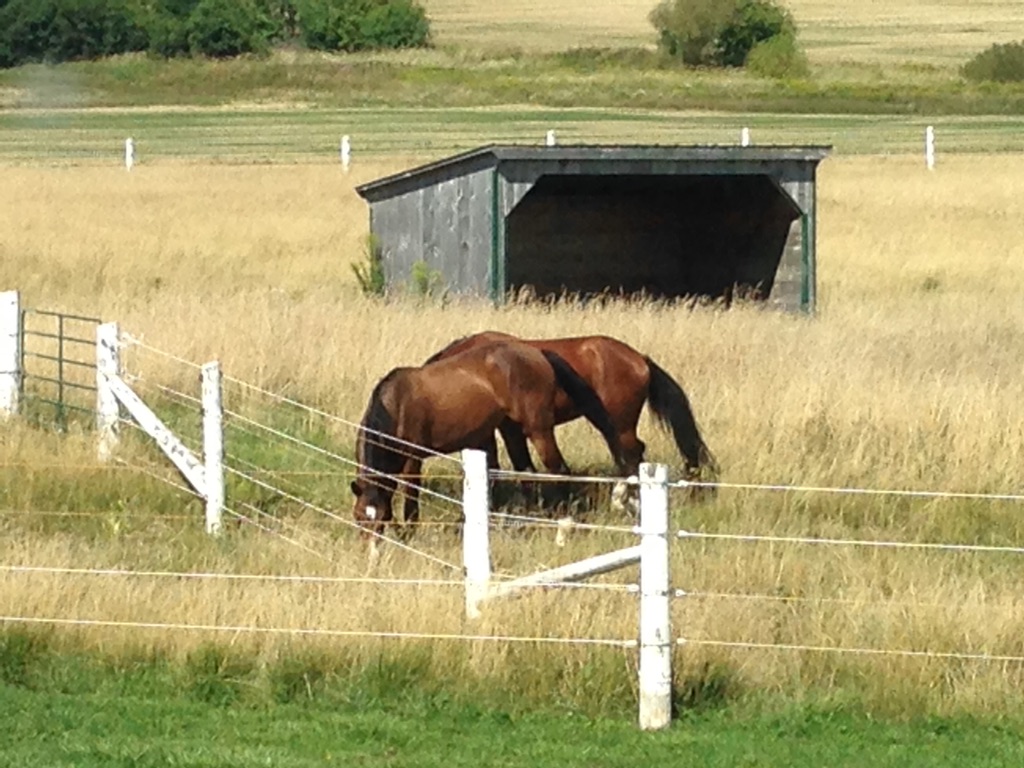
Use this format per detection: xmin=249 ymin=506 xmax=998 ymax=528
xmin=2 ymin=0 xmax=1024 ymax=751
xmin=423 ymin=0 xmax=1024 ymax=67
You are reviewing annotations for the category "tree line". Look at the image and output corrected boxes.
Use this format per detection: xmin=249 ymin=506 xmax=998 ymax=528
xmin=0 ymin=0 xmax=430 ymax=67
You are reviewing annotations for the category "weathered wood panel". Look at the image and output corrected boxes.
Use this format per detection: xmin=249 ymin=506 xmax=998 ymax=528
xmin=371 ymin=168 xmax=493 ymax=296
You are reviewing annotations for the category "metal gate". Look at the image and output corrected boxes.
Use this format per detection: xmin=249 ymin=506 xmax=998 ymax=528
xmin=20 ymin=307 xmax=101 ymax=429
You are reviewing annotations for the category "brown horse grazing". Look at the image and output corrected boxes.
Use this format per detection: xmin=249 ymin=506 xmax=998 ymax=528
xmin=351 ymin=341 xmax=625 ymax=534
xmin=424 ymin=332 xmax=719 ymax=486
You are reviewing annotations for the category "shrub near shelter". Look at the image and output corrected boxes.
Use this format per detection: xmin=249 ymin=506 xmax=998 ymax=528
xmin=963 ymin=40 xmax=1024 ymax=83
xmin=649 ymin=0 xmax=802 ymax=69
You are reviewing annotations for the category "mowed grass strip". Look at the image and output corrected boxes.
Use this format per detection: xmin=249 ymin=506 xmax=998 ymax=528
xmin=2 ymin=107 xmax=1024 ymax=165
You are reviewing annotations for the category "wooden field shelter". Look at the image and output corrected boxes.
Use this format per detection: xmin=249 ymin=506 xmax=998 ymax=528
xmin=356 ymin=144 xmax=831 ymax=311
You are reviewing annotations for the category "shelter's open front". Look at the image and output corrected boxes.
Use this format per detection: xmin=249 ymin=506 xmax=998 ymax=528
xmin=505 ymin=173 xmax=802 ymax=304
xmin=356 ymin=145 xmax=830 ymax=312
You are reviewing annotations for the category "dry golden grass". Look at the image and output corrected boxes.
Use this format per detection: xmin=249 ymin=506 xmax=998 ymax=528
xmin=2 ymin=152 xmax=1024 ymax=712
xmin=422 ymin=0 xmax=1024 ymax=68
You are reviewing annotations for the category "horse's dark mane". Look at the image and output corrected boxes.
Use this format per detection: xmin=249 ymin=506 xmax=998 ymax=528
xmin=359 ymin=370 xmax=400 ymax=475
xmin=422 ymin=334 xmax=474 ymax=365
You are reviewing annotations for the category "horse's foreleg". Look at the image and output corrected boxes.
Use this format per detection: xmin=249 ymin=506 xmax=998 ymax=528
xmin=481 ymin=433 xmax=500 ymax=471
xmin=527 ymin=429 xmax=570 ymax=476
xmin=401 ymin=458 xmax=423 ymax=528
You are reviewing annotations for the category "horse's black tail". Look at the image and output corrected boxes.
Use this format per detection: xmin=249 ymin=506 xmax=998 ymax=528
xmin=645 ymin=356 xmax=719 ymax=479
xmin=541 ymin=350 xmax=625 ymax=473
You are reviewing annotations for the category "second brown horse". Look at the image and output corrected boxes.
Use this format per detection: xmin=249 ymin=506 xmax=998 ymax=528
xmin=425 ymin=331 xmax=718 ymax=483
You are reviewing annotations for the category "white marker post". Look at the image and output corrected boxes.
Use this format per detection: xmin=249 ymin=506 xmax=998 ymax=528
xmin=125 ymin=138 xmax=135 ymax=171
xmin=341 ymin=135 xmax=351 ymax=172
xmin=202 ymin=361 xmax=224 ymax=536
xmin=741 ymin=127 xmax=751 ymax=147
xmin=638 ymin=462 xmax=672 ymax=731
xmin=546 ymin=130 xmax=557 ymax=147
xmin=96 ymin=322 xmax=121 ymax=461
xmin=0 ymin=290 xmax=21 ymax=419
xmin=461 ymin=448 xmax=492 ymax=619
xmin=925 ymin=125 xmax=936 ymax=170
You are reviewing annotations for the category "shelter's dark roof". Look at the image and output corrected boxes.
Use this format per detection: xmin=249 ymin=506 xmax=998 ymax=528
xmin=356 ymin=143 xmax=832 ymax=201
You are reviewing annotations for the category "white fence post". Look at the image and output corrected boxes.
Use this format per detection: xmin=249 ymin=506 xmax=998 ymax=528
xmin=546 ymin=130 xmax=557 ymax=147
xmin=340 ymin=135 xmax=351 ymax=172
xmin=638 ymin=462 xmax=672 ymax=731
xmin=741 ymin=127 xmax=751 ymax=146
xmin=925 ymin=125 xmax=936 ymax=170
xmin=96 ymin=322 xmax=120 ymax=460
xmin=202 ymin=361 xmax=224 ymax=536
xmin=0 ymin=290 xmax=21 ymax=419
xmin=125 ymin=138 xmax=135 ymax=171
xmin=462 ymin=448 xmax=492 ymax=619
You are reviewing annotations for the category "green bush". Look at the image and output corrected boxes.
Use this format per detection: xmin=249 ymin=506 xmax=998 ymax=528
xmin=715 ymin=0 xmax=795 ymax=67
xmin=144 ymin=0 xmax=196 ymax=57
xmin=157 ymin=0 xmax=202 ymax=16
xmin=962 ymin=41 xmax=1024 ymax=83
xmin=649 ymin=0 xmax=803 ymax=69
xmin=648 ymin=0 xmax=731 ymax=66
xmin=297 ymin=0 xmax=429 ymax=53
xmin=358 ymin=0 xmax=430 ymax=50
xmin=296 ymin=0 xmax=359 ymax=51
xmin=185 ymin=0 xmax=271 ymax=58
xmin=746 ymin=32 xmax=809 ymax=79
xmin=409 ymin=259 xmax=445 ymax=299
xmin=147 ymin=0 xmax=290 ymax=58
xmin=261 ymin=0 xmax=300 ymax=41
xmin=0 ymin=0 xmax=149 ymax=68
xmin=352 ymin=235 xmax=386 ymax=297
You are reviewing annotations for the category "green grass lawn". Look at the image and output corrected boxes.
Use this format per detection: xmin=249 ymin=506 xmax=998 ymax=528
xmin=3 ymin=683 xmax=1023 ymax=768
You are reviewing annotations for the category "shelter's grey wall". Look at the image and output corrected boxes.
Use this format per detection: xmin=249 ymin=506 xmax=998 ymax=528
xmin=371 ymin=167 xmax=493 ymax=295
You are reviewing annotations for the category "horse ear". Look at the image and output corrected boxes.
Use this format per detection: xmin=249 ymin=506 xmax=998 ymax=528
xmin=350 ymin=481 xmax=361 ymax=497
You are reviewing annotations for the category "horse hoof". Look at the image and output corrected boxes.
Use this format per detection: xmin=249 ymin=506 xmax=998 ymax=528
xmin=555 ymin=516 xmax=573 ymax=547
xmin=611 ymin=477 xmax=638 ymax=515
xmin=367 ymin=538 xmax=381 ymax=571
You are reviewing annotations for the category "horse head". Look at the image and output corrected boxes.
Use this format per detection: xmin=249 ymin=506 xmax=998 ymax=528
xmin=350 ymin=476 xmax=394 ymax=535
xmin=352 ymin=372 xmax=403 ymax=536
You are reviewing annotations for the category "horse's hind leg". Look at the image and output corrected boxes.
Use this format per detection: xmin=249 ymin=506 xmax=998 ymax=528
xmin=525 ymin=427 xmax=572 ymax=506
xmin=498 ymin=419 xmax=537 ymax=472
xmin=496 ymin=420 xmax=539 ymax=509
xmin=526 ymin=429 xmax=575 ymax=542
xmin=612 ymin=429 xmax=644 ymax=516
